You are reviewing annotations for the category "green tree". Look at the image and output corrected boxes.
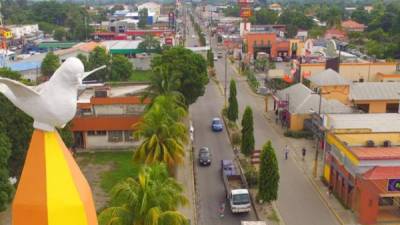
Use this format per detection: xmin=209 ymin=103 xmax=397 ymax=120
xmin=57 ymin=122 xmax=74 ymax=148
xmin=223 ymin=5 xmax=240 ymax=17
xmin=249 ymin=8 xmax=278 ymax=25
xmin=133 ymin=101 xmax=187 ymax=173
xmin=351 ymin=6 xmax=371 ymax=24
xmin=76 ymin=53 xmax=89 ymax=69
xmin=254 ymin=58 xmax=268 ymax=72
xmin=150 ymin=47 xmax=208 ymax=105
xmin=0 ymin=123 xmax=14 ymax=212
xmin=53 ymin=27 xmax=66 ymax=41
xmin=258 ymin=141 xmax=279 ymax=203
xmin=207 ymin=49 xmax=214 ymax=68
xmin=138 ymin=35 xmax=161 ymax=53
xmin=138 ymin=8 xmax=148 ymax=29
xmin=240 ymin=106 xmax=254 ymax=156
xmin=41 ymin=52 xmax=60 ymax=77
xmin=227 ymin=80 xmax=238 ymax=122
xmin=98 ymin=164 xmax=188 ymax=225
xmin=88 ymin=46 xmax=110 ymax=81
xmin=110 ymin=55 xmax=133 ymax=81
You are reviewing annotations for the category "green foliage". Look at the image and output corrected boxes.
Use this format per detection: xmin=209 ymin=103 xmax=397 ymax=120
xmin=308 ymin=26 xmax=326 ymax=39
xmin=249 ymin=8 xmax=278 ymax=25
xmin=316 ymin=4 xmax=343 ymax=28
xmin=239 ymin=158 xmax=258 ymax=187
xmin=138 ymin=8 xmax=148 ymax=29
xmin=76 ymin=53 xmax=89 ymax=69
xmin=0 ymin=124 xmax=14 ymax=212
xmin=227 ymin=80 xmax=238 ymax=122
xmin=283 ymin=130 xmax=313 ymax=139
xmin=133 ymin=96 xmax=187 ymax=173
xmin=223 ymin=5 xmax=240 ymax=17
xmin=41 ymin=52 xmax=60 ymax=77
xmin=88 ymin=46 xmax=110 ymax=81
xmin=98 ymin=164 xmax=188 ymax=225
xmin=244 ymin=69 xmax=259 ymax=93
xmin=57 ymin=122 xmax=74 ymax=148
xmin=110 ymin=55 xmax=134 ymax=81
xmin=207 ymin=49 xmax=214 ymax=68
xmin=258 ymin=141 xmax=279 ymax=203
xmin=150 ymin=47 xmax=208 ymax=105
xmin=254 ymin=58 xmax=268 ymax=72
xmin=138 ymin=35 xmax=161 ymax=53
xmin=240 ymin=106 xmax=254 ymax=156
xmin=351 ymin=6 xmax=371 ymax=24
xmin=129 ymin=70 xmax=152 ymax=82
xmin=190 ymin=14 xmax=206 ymax=46
xmin=0 ymin=70 xmax=33 ymax=177
xmin=278 ymin=8 xmax=314 ymax=38
xmin=53 ymin=27 xmax=66 ymax=41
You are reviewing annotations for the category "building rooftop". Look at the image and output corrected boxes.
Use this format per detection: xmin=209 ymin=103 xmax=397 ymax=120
xmin=55 ymin=41 xmax=100 ymax=57
xmin=350 ymin=82 xmax=400 ymax=101
xmin=341 ymin=20 xmax=366 ymax=29
xmin=78 ymin=84 xmax=148 ymax=103
xmin=350 ymin=147 xmax=400 ymax=161
xmin=276 ymin=83 xmax=352 ymax=114
xmin=363 ymin=166 xmax=400 ymax=180
xmin=326 ymin=113 xmax=400 ymax=132
xmin=308 ymin=69 xmax=350 ymax=86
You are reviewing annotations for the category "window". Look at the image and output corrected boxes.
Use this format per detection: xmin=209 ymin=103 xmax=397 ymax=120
xmin=87 ymin=131 xmax=107 ymax=136
xmin=124 ymin=131 xmax=135 ymax=142
xmin=356 ymin=104 xmax=369 ymax=113
xmin=386 ymin=103 xmax=399 ymax=113
xmin=108 ymin=131 xmax=123 ymax=142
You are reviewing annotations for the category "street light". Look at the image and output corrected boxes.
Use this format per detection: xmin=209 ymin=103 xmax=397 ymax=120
xmin=224 ymin=49 xmax=228 ymax=106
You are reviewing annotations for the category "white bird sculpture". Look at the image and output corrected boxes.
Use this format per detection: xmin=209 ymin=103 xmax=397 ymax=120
xmin=0 ymin=57 xmax=105 ymax=131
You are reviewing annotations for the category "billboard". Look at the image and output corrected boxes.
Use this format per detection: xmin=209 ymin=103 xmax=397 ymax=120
xmin=388 ymin=179 xmax=400 ymax=192
xmin=238 ymin=0 xmax=254 ymax=3
xmin=240 ymin=8 xmax=252 ymax=18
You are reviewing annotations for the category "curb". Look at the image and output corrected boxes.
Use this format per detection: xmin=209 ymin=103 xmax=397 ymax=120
xmin=210 ymin=76 xmax=225 ymax=96
xmin=262 ymin=112 xmax=346 ymax=225
xmin=271 ymin=201 xmax=286 ymax=225
xmin=188 ymin=117 xmax=199 ymax=225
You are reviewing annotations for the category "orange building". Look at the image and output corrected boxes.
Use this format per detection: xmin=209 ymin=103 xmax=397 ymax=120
xmin=244 ymin=32 xmax=278 ymax=59
xmin=71 ymin=84 xmax=149 ymax=149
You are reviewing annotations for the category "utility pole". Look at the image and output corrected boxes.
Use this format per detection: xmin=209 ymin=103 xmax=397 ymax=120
xmin=313 ymin=88 xmax=323 ymax=178
xmin=224 ymin=50 xmax=228 ymax=106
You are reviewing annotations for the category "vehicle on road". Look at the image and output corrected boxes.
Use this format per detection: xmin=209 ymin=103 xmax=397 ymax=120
xmin=211 ymin=117 xmax=223 ymax=132
xmin=221 ymin=160 xmax=251 ymax=213
xmin=217 ymin=52 xmax=223 ymax=58
xmin=198 ymin=147 xmax=211 ymax=166
xmin=214 ymin=56 xmax=218 ymax=61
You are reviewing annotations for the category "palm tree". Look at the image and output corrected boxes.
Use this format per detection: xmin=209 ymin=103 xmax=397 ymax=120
xmin=98 ymin=164 xmax=188 ymax=225
xmin=150 ymin=95 xmax=187 ymax=122
xmin=141 ymin=63 xmax=185 ymax=107
xmin=133 ymin=103 xmax=187 ymax=172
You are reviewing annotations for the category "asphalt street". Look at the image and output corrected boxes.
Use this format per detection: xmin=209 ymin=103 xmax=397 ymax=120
xmin=185 ymin=12 xmax=257 ymax=225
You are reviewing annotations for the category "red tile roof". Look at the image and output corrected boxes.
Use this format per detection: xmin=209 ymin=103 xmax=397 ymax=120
xmin=341 ymin=20 xmax=366 ymax=29
xmin=350 ymin=147 xmax=400 ymax=160
xmin=363 ymin=166 xmax=400 ymax=180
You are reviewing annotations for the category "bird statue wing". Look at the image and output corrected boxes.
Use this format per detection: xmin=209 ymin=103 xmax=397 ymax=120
xmin=0 ymin=78 xmax=40 ymax=98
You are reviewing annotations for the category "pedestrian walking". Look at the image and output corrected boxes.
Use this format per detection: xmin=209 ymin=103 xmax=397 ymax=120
xmin=284 ymin=145 xmax=289 ymax=160
xmin=218 ymin=202 xmax=225 ymax=218
xmin=328 ymin=184 xmax=333 ymax=197
xmin=302 ymin=147 xmax=306 ymax=161
xmin=275 ymin=110 xmax=279 ymax=124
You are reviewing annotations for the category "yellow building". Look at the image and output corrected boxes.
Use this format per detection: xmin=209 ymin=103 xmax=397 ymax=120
xmin=272 ymin=83 xmax=352 ymax=131
xmin=289 ymin=39 xmax=304 ymax=58
xmin=300 ymin=62 xmax=398 ymax=82
xmin=307 ymin=68 xmax=351 ymax=105
xmin=322 ymin=114 xmax=400 ymax=225
xmin=350 ymin=82 xmax=400 ymax=113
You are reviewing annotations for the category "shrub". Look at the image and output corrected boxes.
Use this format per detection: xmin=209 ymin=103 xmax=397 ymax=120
xmin=284 ymin=130 xmax=313 ymax=139
xmin=231 ymin=131 xmax=241 ymax=146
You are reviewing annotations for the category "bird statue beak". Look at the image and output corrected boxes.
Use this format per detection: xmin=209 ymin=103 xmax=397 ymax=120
xmin=80 ymin=65 xmax=107 ymax=80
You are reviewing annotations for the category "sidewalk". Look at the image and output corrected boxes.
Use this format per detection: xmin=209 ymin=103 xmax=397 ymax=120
xmin=263 ymin=110 xmax=359 ymax=225
xmin=176 ymin=124 xmax=197 ymax=225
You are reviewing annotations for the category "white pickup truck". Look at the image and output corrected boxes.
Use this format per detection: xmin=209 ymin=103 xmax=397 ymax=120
xmin=241 ymin=221 xmax=267 ymax=225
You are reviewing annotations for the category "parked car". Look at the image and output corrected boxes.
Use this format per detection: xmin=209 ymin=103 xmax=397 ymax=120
xmin=211 ymin=117 xmax=223 ymax=131
xmin=199 ymin=147 xmax=211 ymax=166
xmin=275 ymin=57 xmax=283 ymax=62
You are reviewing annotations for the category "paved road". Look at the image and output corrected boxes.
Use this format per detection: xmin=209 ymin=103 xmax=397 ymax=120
xmin=185 ymin=10 xmax=257 ymax=225
xmin=211 ymin=35 xmax=340 ymax=225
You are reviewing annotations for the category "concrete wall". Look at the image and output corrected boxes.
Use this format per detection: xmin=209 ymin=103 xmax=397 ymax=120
xmin=354 ymin=100 xmax=399 ymax=113
xmin=289 ymin=114 xmax=310 ymax=131
xmin=94 ymin=104 xmax=146 ymax=115
xmin=85 ymin=133 xmax=138 ymax=149
xmin=301 ymin=63 xmax=398 ymax=82
xmin=310 ymin=84 xmax=350 ymax=105
xmin=335 ymin=133 xmax=400 ymax=146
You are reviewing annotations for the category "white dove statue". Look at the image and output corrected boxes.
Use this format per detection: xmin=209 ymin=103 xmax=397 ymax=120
xmin=0 ymin=57 xmax=105 ymax=131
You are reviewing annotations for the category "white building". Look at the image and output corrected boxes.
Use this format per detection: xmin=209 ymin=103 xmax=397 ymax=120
xmin=137 ymin=2 xmax=161 ymax=17
xmin=7 ymin=24 xmax=40 ymax=39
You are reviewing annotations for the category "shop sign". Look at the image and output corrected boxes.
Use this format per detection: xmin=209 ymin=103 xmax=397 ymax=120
xmin=388 ymin=179 xmax=400 ymax=192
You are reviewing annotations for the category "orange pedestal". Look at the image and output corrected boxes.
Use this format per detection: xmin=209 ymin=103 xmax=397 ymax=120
xmin=12 ymin=130 xmax=97 ymax=225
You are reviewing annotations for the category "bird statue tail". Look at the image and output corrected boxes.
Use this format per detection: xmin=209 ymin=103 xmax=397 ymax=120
xmin=80 ymin=65 xmax=107 ymax=80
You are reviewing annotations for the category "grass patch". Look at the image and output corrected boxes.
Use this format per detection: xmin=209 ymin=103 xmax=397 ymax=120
xmin=129 ymin=70 xmax=152 ymax=82
xmin=267 ymin=207 xmax=280 ymax=222
xmin=77 ymin=151 xmax=141 ymax=192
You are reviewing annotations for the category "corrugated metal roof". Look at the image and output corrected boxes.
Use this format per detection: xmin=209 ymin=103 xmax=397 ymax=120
xmin=350 ymin=82 xmax=400 ymax=100
xmin=276 ymin=83 xmax=352 ymax=114
xmin=308 ymin=69 xmax=350 ymax=86
xmin=326 ymin=113 xmax=400 ymax=132
xmin=8 ymin=61 xmax=41 ymax=71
